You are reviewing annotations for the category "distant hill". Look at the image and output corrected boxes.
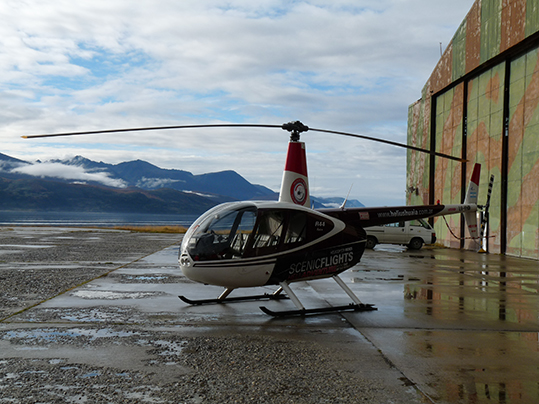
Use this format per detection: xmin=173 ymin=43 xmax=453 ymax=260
xmin=52 ymin=155 xmax=276 ymax=201
xmin=0 ymin=152 xmax=363 ymax=214
xmin=0 ymin=177 xmax=220 ymax=214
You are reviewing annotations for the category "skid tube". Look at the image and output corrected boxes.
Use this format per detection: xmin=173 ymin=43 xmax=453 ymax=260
xmin=260 ymin=303 xmax=376 ymax=317
xmin=259 ymin=275 xmax=377 ymax=317
xmin=178 ymin=286 xmax=288 ymax=306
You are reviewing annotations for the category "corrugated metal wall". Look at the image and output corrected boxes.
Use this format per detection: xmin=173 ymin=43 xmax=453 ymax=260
xmin=407 ymin=0 xmax=539 ymax=258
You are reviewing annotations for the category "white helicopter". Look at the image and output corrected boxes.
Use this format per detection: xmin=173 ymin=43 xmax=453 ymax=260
xmin=24 ymin=121 xmax=481 ymax=316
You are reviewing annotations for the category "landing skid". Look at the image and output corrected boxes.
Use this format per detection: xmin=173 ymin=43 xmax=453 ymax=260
xmin=260 ymin=275 xmax=376 ymax=317
xmin=260 ymin=303 xmax=376 ymax=317
xmin=179 ymin=276 xmax=377 ymax=317
xmin=179 ymin=287 xmax=288 ymax=306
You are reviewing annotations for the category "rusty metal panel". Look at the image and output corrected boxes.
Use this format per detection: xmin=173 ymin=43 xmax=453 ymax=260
xmin=430 ymin=44 xmax=454 ymax=95
xmin=501 ymin=0 xmax=526 ymax=51
xmin=466 ymin=0 xmax=482 ymax=74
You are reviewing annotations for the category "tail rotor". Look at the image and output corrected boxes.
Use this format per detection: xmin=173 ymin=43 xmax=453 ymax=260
xmin=478 ymin=174 xmax=495 ymax=253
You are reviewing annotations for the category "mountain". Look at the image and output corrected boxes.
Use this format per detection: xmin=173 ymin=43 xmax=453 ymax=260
xmin=0 ymin=177 xmax=220 ymax=214
xmin=0 ymin=152 xmax=363 ymax=213
xmin=54 ymin=156 xmax=276 ymax=201
xmin=0 ymin=152 xmax=29 ymax=171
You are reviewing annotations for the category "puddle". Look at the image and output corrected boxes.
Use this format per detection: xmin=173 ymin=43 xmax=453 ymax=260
xmin=373 ymin=244 xmax=407 ymax=253
xmin=2 ymin=328 xmax=139 ymax=344
xmin=0 ymin=244 xmax=54 ymax=249
xmin=13 ymin=307 xmax=147 ymax=324
xmin=70 ymin=290 xmax=167 ymax=300
xmin=399 ymin=329 xmax=539 ymax=403
xmin=124 ymin=276 xmax=167 ymax=281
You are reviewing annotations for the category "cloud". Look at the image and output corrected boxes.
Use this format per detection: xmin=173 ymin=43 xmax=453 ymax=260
xmin=0 ymin=0 xmax=475 ymax=206
xmin=11 ymin=162 xmax=127 ymax=188
xmin=136 ymin=177 xmax=183 ymax=189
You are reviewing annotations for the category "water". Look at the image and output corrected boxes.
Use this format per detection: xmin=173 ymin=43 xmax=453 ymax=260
xmin=0 ymin=211 xmax=198 ymax=228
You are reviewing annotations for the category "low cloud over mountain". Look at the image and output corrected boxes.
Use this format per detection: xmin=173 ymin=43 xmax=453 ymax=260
xmin=10 ymin=161 xmax=128 ymax=188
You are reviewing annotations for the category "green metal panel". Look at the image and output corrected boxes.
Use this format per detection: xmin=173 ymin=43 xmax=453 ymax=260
xmin=434 ymin=87 xmax=464 ymax=246
xmin=406 ymin=95 xmax=430 ymax=206
xmin=480 ymin=0 xmax=502 ymax=63
xmin=507 ymin=47 xmax=539 ymax=258
xmin=466 ymin=62 xmax=505 ymax=253
xmin=526 ymin=0 xmax=539 ymax=37
xmin=452 ymin=20 xmax=467 ymax=81
xmin=467 ymin=79 xmax=480 ymax=137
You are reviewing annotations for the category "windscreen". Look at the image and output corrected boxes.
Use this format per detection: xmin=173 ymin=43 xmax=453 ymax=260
xmin=186 ymin=206 xmax=257 ymax=260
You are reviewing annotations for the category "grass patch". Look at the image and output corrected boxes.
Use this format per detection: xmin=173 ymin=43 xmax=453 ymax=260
xmin=112 ymin=225 xmax=188 ymax=234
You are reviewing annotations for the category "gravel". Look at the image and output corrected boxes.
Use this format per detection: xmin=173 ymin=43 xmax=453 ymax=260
xmin=0 ymin=227 xmax=180 ymax=319
xmin=0 ymin=227 xmax=424 ymax=403
xmin=0 ymin=329 xmax=413 ymax=403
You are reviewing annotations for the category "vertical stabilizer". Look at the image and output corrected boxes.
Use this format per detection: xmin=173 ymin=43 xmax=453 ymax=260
xmin=463 ymin=163 xmax=481 ymax=239
xmin=279 ymin=140 xmax=311 ymax=207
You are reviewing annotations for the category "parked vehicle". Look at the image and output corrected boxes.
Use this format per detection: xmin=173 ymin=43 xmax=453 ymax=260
xmin=365 ymin=219 xmax=436 ymax=250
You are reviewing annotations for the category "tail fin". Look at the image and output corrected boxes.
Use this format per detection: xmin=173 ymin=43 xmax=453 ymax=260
xmin=278 ymin=140 xmax=311 ymax=207
xmin=463 ymin=163 xmax=481 ymax=239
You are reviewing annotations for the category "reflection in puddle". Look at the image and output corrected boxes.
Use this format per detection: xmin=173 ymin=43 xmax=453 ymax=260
xmin=404 ymin=268 xmax=538 ymax=325
xmin=356 ymin=247 xmax=539 ymax=403
xmin=401 ymin=329 xmax=539 ymax=403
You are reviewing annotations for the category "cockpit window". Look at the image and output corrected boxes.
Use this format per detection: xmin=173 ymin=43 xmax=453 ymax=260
xmin=284 ymin=211 xmax=307 ymax=244
xmin=252 ymin=211 xmax=285 ymax=249
xmin=187 ymin=207 xmax=257 ymax=260
xmin=185 ymin=205 xmax=337 ymax=261
xmin=248 ymin=209 xmax=334 ymax=255
xmin=230 ymin=209 xmax=257 ymax=255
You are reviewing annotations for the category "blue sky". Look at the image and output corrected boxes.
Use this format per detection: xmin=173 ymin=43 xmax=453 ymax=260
xmin=1 ymin=0 xmax=475 ymax=206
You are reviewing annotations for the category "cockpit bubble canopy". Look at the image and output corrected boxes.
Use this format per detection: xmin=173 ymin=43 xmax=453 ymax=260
xmin=181 ymin=202 xmax=337 ymax=262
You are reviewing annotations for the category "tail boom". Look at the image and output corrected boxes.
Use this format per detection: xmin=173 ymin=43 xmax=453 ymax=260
xmin=320 ymin=164 xmax=482 ymax=241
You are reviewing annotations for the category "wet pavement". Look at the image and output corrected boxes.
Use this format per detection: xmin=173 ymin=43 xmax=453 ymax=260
xmin=1 ymin=227 xmax=538 ymax=403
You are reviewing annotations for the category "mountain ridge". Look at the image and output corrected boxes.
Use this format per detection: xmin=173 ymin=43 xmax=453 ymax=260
xmin=0 ymin=152 xmax=364 ymax=213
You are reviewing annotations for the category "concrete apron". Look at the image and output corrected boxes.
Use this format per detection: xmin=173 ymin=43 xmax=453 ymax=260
xmin=1 ymin=233 xmax=538 ymax=403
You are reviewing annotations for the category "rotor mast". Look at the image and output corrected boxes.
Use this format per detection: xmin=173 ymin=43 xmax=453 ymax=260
xmin=279 ymin=121 xmax=311 ymax=207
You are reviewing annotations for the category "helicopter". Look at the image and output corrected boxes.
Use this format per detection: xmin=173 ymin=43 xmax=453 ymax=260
xmin=24 ymin=121 xmax=481 ymax=316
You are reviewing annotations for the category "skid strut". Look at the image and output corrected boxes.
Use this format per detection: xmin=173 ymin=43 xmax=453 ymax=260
xmin=259 ymin=275 xmax=377 ymax=317
xmin=179 ymin=287 xmax=288 ymax=305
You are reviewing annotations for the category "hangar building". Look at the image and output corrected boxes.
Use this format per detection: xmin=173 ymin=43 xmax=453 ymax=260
xmin=407 ymin=0 xmax=539 ymax=258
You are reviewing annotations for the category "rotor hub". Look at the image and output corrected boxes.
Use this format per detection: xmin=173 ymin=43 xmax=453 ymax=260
xmin=282 ymin=121 xmax=309 ymax=141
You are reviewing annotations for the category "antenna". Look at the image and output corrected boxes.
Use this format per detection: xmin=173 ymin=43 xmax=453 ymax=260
xmin=340 ymin=184 xmax=354 ymax=209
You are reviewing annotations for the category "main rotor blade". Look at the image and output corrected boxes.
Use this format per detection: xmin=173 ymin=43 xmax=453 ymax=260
xmin=308 ymin=127 xmax=466 ymax=162
xmin=22 ymin=120 xmax=466 ymax=162
xmin=21 ymin=123 xmax=283 ymax=139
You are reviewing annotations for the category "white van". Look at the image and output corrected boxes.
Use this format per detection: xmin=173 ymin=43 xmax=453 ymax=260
xmin=365 ymin=219 xmax=436 ymax=250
